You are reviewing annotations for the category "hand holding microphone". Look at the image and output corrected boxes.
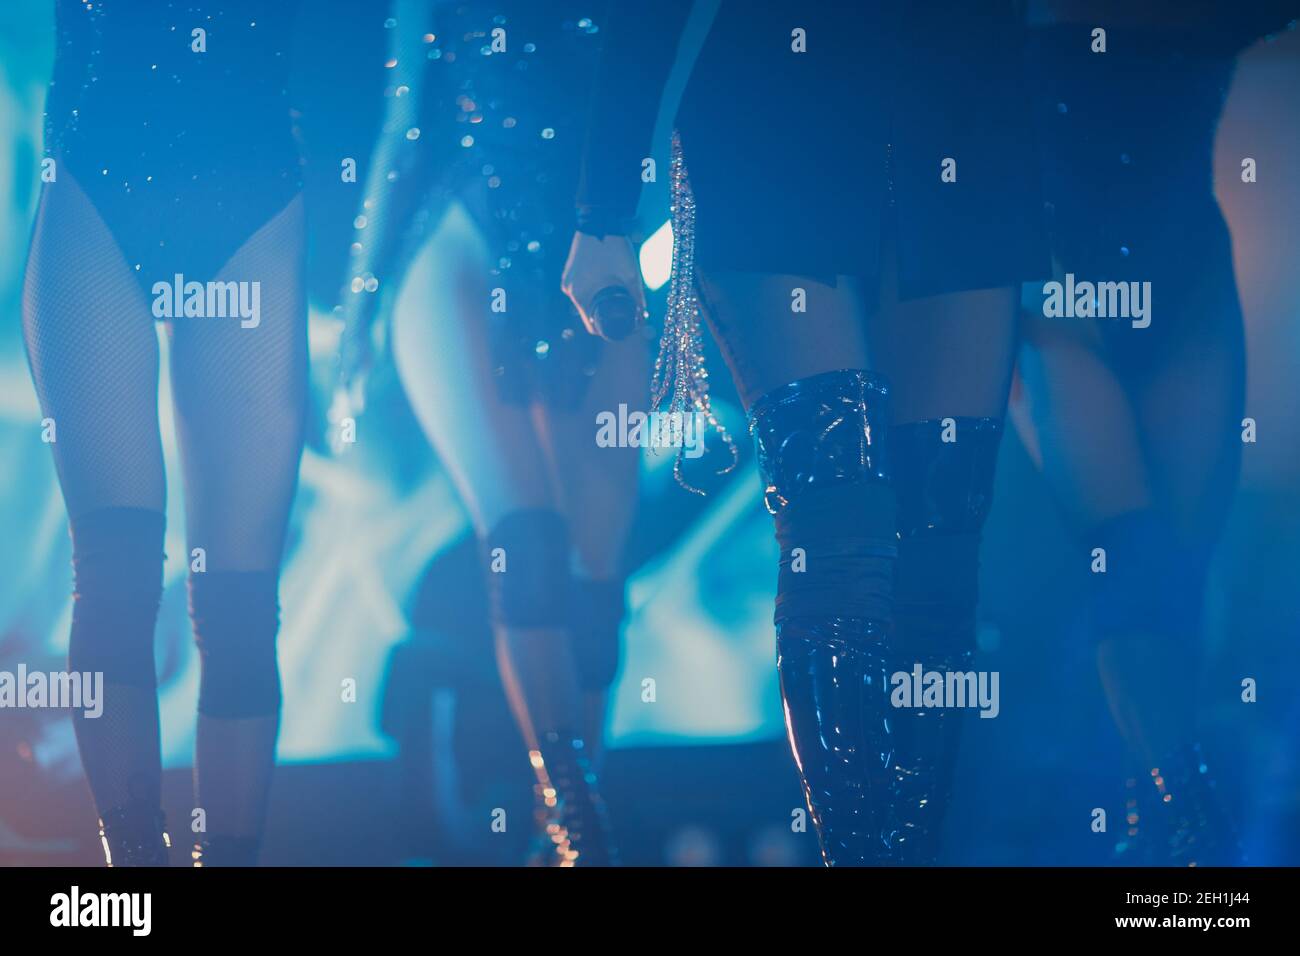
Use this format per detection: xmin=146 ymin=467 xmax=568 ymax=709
xmin=561 ymin=231 xmax=647 ymax=342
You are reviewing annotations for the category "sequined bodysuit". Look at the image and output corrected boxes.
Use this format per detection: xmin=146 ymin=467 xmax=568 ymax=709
xmin=351 ymin=1 xmax=609 ymax=407
xmin=45 ymin=0 xmax=303 ymax=298
xmin=424 ymin=2 xmax=608 ymax=405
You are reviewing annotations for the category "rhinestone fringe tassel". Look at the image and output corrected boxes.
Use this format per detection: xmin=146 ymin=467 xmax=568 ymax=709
xmin=650 ymin=131 xmax=739 ymax=495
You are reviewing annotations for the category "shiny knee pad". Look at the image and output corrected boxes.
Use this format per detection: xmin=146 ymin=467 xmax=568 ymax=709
xmin=68 ymin=507 xmax=166 ymax=688
xmin=188 ymin=570 xmax=282 ymax=718
xmin=891 ymin=417 xmax=1003 ymax=657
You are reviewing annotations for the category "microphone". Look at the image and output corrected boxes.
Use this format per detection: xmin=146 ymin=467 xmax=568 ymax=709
xmin=589 ymin=286 xmax=642 ymax=341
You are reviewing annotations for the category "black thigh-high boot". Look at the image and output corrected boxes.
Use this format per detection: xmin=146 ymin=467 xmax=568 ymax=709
xmin=748 ymin=369 xmax=899 ymax=866
xmin=890 ymin=417 xmax=1004 ymax=864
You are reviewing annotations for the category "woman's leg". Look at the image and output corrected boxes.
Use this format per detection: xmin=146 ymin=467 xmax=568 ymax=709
xmin=862 ymin=244 xmax=1021 ymax=865
xmin=391 ymin=202 xmax=611 ymax=863
xmin=1017 ymin=29 xmax=1246 ymax=861
xmin=167 ymin=196 xmax=308 ymax=866
xmin=1015 ymin=240 xmax=1245 ymax=864
xmin=540 ymin=332 xmax=647 ymax=762
xmin=698 ymin=272 xmax=872 ymax=411
xmin=700 ymin=271 xmax=907 ymax=866
xmin=1130 ymin=240 xmax=1245 ymax=551
xmin=1014 ymin=314 xmax=1171 ymax=758
xmin=1120 ymin=307 xmax=1245 ymax=865
xmin=22 ymin=173 xmax=170 ymax=865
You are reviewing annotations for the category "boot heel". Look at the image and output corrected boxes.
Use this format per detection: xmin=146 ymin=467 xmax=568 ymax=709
xmin=97 ymin=804 xmax=170 ymax=867
xmin=528 ymin=732 xmax=617 ymax=866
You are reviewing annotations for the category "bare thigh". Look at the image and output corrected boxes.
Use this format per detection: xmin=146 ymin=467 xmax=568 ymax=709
xmin=1013 ymin=312 xmax=1152 ymax=530
xmin=697 ymin=270 xmax=870 ymax=411
xmin=540 ymin=332 xmax=647 ymax=580
xmin=391 ymin=200 xmax=559 ymax=534
xmin=863 ymin=244 xmax=1020 ymax=424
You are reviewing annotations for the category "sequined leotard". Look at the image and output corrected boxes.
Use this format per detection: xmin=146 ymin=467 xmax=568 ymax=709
xmin=349 ymin=1 xmax=608 ymax=407
xmin=429 ymin=2 xmax=607 ymax=405
xmin=44 ymin=0 xmax=302 ymax=296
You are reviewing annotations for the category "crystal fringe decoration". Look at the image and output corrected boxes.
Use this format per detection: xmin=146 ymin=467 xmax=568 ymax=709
xmin=650 ymin=130 xmax=739 ymax=495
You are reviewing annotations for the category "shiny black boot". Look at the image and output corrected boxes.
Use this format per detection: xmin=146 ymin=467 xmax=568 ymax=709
xmin=750 ymin=369 xmax=900 ymax=865
xmin=775 ymin=617 xmax=897 ymax=863
xmin=528 ymin=731 xmax=617 ymax=866
xmin=888 ymin=417 xmax=1004 ymax=864
xmin=97 ymin=803 xmax=170 ymax=867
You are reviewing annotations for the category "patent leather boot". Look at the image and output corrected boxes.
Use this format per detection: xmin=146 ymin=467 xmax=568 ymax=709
xmin=750 ymin=369 xmax=900 ymax=866
xmin=776 ymin=616 xmax=897 ymax=864
xmin=887 ymin=417 xmax=1004 ymax=864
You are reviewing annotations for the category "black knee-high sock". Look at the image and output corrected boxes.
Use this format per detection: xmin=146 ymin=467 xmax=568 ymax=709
xmin=67 ymin=508 xmax=167 ymax=819
xmin=188 ymin=571 xmax=282 ymax=860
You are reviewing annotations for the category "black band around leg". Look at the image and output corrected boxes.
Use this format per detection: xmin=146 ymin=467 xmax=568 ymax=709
xmin=189 ymin=570 xmax=282 ymax=719
xmin=68 ymin=507 xmax=166 ymax=688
